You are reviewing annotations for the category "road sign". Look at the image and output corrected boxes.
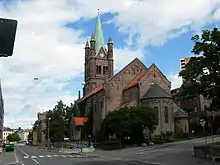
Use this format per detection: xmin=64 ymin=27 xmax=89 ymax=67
xmin=0 ymin=18 xmax=18 ymax=57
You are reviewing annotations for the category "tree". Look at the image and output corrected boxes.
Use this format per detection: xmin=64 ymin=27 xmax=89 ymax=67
xmin=100 ymin=106 xmax=158 ymax=144
xmin=45 ymin=100 xmax=67 ymax=142
xmin=7 ymin=133 xmax=21 ymax=142
xmin=179 ymin=27 xmax=220 ymax=110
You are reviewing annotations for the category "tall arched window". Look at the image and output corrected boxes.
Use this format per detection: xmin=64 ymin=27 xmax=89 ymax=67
xmin=164 ymin=106 xmax=168 ymax=123
xmin=154 ymin=107 xmax=158 ymax=122
xmin=98 ymin=66 xmax=101 ymax=74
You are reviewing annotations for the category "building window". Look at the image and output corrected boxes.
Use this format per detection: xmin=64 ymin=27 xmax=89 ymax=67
xmin=164 ymin=106 xmax=168 ymax=123
xmin=101 ymin=100 xmax=103 ymax=110
xmin=153 ymin=73 xmax=156 ymax=77
xmin=154 ymin=107 xmax=158 ymax=121
xmin=98 ymin=66 xmax=101 ymax=74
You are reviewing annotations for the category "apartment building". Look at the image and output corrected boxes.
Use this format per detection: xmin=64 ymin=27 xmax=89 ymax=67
xmin=2 ymin=127 xmax=14 ymax=143
xmin=180 ymin=56 xmax=192 ymax=83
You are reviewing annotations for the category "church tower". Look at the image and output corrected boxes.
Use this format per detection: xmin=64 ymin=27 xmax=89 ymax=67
xmin=83 ymin=11 xmax=114 ymax=96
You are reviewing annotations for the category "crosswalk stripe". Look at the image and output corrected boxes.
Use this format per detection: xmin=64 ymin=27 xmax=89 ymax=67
xmin=39 ymin=155 xmax=44 ymax=158
xmin=24 ymin=156 xmax=29 ymax=159
xmin=46 ymin=155 xmax=52 ymax=157
xmin=60 ymin=155 xmax=66 ymax=157
xmin=31 ymin=156 xmax=37 ymax=158
xmin=53 ymin=155 xmax=58 ymax=157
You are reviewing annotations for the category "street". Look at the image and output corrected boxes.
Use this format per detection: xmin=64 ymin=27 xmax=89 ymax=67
xmin=15 ymin=136 xmax=220 ymax=165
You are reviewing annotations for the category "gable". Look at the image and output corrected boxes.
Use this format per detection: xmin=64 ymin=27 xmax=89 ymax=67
xmin=108 ymin=58 xmax=148 ymax=83
xmin=97 ymin=47 xmax=107 ymax=58
xmin=149 ymin=63 xmax=170 ymax=84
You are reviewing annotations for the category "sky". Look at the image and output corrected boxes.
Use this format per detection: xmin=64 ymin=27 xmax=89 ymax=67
xmin=0 ymin=0 xmax=220 ymax=129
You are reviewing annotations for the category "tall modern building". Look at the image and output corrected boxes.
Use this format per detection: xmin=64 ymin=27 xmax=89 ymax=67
xmin=0 ymin=81 xmax=4 ymax=141
xmin=180 ymin=57 xmax=192 ymax=83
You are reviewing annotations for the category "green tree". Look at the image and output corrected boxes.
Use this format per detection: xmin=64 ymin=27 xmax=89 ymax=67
xmin=7 ymin=133 xmax=21 ymax=142
xmin=179 ymin=27 xmax=220 ymax=110
xmin=101 ymin=106 xmax=158 ymax=144
xmin=45 ymin=100 xmax=67 ymax=142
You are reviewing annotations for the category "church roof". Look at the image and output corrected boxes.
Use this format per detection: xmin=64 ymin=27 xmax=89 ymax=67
xmin=79 ymin=86 xmax=103 ymax=102
xmin=141 ymin=83 xmax=172 ymax=99
xmin=174 ymin=108 xmax=188 ymax=118
xmin=126 ymin=72 xmax=146 ymax=89
xmin=94 ymin=11 xmax=106 ymax=55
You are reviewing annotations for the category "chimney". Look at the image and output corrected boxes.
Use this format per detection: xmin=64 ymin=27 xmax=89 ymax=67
xmin=78 ymin=90 xmax=81 ymax=99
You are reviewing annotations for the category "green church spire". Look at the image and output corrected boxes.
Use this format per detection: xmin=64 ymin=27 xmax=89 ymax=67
xmin=94 ymin=10 xmax=106 ymax=55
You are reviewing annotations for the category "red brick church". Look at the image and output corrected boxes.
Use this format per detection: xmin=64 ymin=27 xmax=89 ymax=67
xmin=72 ymin=12 xmax=188 ymax=140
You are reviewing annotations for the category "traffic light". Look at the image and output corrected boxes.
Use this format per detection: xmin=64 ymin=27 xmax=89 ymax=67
xmin=0 ymin=18 xmax=18 ymax=57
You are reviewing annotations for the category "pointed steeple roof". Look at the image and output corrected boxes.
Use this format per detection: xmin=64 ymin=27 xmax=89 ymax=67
xmin=85 ymin=40 xmax=89 ymax=48
xmin=94 ymin=10 xmax=106 ymax=55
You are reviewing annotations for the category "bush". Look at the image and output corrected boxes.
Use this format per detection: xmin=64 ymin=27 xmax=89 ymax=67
xmin=95 ymin=140 xmax=125 ymax=150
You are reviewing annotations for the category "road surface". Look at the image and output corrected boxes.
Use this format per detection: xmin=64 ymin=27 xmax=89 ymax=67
xmin=15 ymin=136 xmax=220 ymax=165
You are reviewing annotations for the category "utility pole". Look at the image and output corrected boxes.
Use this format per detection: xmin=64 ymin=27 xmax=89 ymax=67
xmin=47 ymin=118 xmax=51 ymax=150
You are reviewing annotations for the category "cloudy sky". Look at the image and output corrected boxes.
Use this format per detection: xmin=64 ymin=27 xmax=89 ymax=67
xmin=0 ymin=0 xmax=220 ymax=129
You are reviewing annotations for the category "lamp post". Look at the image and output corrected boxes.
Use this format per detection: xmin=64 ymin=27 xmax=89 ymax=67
xmin=47 ymin=117 xmax=51 ymax=150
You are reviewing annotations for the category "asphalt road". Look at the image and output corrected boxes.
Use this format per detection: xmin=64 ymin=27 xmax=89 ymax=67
xmin=16 ymin=145 xmax=139 ymax=165
xmin=15 ymin=136 xmax=220 ymax=165
xmin=92 ymin=136 xmax=220 ymax=165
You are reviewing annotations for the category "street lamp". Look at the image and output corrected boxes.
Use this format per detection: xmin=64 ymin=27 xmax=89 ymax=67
xmin=47 ymin=117 xmax=51 ymax=150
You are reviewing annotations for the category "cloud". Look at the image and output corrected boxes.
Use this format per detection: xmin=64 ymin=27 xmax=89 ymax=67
xmin=0 ymin=0 xmax=141 ymax=129
xmin=167 ymin=73 xmax=182 ymax=90
xmin=1 ymin=0 xmax=220 ymax=129
xmin=113 ymin=0 xmax=220 ymax=46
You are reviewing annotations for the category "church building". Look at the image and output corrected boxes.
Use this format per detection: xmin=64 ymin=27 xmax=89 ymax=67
xmin=76 ymin=12 xmax=189 ymax=137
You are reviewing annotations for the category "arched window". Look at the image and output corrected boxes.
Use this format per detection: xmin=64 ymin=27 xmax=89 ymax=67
xmin=154 ymin=107 xmax=158 ymax=121
xmin=98 ymin=66 xmax=101 ymax=74
xmin=164 ymin=106 xmax=168 ymax=123
xmin=103 ymin=66 xmax=106 ymax=74
xmin=96 ymin=65 xmax=99 ymax=74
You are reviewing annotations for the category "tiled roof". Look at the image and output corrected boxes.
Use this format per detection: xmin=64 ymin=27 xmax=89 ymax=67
xmin=126 ymin=72 xmax=146 ymax=89
xmin=116 ymin=102 xmax=130 ymax=110
xmin=141 ymin=83 xmax=172 ymax=99
xmin=174 ymin=108 xmax=188 ymax=118
xmin=74 ymin=117 xmax=88 ymax=126
xmin=79 ymin=86 xmax=103 ymax=102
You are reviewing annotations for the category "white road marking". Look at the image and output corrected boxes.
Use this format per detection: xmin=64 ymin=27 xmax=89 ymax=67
xmin=16 ymin=147 xmax=29 ymax=157
xmin=60 ymin=155 xmax=66 ymax=157
xmin=31 ymin=156 xmax=37 ymax=158
xmin=31 ymin=158 xmax=39 ymax=164
xmin=24 ymin=156 xmax=29 ymax=159
xmin=39 ymin=155 xmax=44 ymax=158
xmin=53 ymin=155 xmax=58 ymax=157
xmin=46 ymin=155 xmax=52 ymax=157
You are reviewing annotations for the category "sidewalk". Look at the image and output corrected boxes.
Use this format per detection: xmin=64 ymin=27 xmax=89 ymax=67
xmin=0 ymin=151 xmax=19 ymax=164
